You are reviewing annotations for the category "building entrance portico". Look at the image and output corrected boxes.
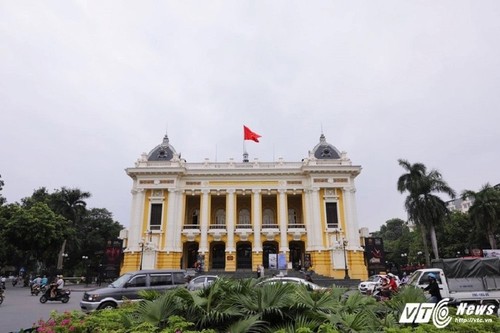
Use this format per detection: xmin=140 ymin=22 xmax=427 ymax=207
xmin=183 ymin=242 xmax=199 ymax=269
xmin=236 ymin=242 xmax=252 ymax=269
xmin=211 ymin=242 xmax=226 ymax=269
xmin=289 ymin=241 xmax=305 ymax=270
xmin=263 ymin=241 xmax=278 ymax=268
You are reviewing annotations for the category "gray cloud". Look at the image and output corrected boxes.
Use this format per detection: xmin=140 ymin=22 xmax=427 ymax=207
xmin=1 ymin=1 xmax=499 ymax=231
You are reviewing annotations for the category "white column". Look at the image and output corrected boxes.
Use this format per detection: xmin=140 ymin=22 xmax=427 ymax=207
xmin=174 ymin=191 xmax=185 ymax=251
xmin=128 ymin=188 xmax=145 ymax=252
xmin=344 ymin=186 xmax=362 ymax=249
xmin=304 ymin=189 xmax=314 ymax=252
xmin=226 ymin=189 xmax=236 ymax=252
xmin=278 ymin=189 xmax=289 ymax=253
xmin=252 ymin=189 xmax=262 ymax=252
xmin=164 ymin=189 xmax=177 ymax=252
xmin=310 ymin=188 xmax=322 ymax=251
xmin=199 ymin=189 xmax=210 ymax=254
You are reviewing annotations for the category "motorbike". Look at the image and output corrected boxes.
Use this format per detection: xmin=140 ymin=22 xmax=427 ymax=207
xmin=39 ymin=288 xmax=71 ymax=304
xmin=371 ymin=285 xmax=392 ymax=302
xmin=30 ymin=284 xmax=41 ymax=296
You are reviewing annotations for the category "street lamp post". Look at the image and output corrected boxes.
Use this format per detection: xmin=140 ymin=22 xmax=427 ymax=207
xmin=342 ymin=239 xmax=350 ymax=280
xmin=417 ymin=251 xmax=423 ymax=266
xmin=401 ymin=253 xmax=408 ymax=275
xmin=82 ymin=256 xmax=89 ymax=286
xmin=62 ymin=253 xmax=69 ymax=274
xmin=401 ymin=253 xmax=408 ymax=264
xmin=139 ymin=240 xmax=145 ymax=270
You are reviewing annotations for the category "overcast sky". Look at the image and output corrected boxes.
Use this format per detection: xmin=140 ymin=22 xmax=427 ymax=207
xmin=1 ymin=1 xmax=499 ymax=232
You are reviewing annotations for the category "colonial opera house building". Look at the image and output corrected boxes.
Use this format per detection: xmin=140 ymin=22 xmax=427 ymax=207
xmin=121 ymin=133 xmax=367 ymax=279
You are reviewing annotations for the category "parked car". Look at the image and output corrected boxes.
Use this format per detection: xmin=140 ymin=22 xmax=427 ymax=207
xmin=358 ymin=274 xmax=400 ymax=294
xmin=257 ymin=276 xmax=327 ymax=291
xmin=186 ymin=275 xmax=219 ymax=291
xmin=80 ymin=269 xmax=186 ymax=312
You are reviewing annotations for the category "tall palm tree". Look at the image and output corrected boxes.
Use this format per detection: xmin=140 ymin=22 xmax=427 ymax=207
xmin=397 ymin=159 xmax=456 ymax=266
xmin=53 ymin=187 xmax=91 ymax=270
xmin=462 ymin=183 xmax=500 ymax=249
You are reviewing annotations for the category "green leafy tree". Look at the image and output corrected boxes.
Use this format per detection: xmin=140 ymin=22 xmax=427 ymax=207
xmin=3 ymin=203 xmax=69 ymax=270
xmin=75 ymin=208 xmax=123 ymax=275
xmin=397 ymin=159 xmax=456 ymax=266
xmin=20 ymin=187 xmax=54 ymax=209
xmin=372 ymin=218 xmax=413 ymax=268
xmin=0 ymin=203 xmax=24 ymax=271
xmin=462 ymin=183 xmax=500 ymax=249
xmin=0 ymin=174 xmax=6 ymax=205
xmin=436 ymin=211 xmax=479 ymax=257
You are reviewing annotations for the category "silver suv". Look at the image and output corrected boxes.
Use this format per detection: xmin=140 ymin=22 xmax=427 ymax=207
xmin=80 ymin=269 xmax=186 ymax=312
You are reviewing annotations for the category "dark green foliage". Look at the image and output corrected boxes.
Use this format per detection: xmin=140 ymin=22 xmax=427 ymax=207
xmin=35 ymin=278 xmax=499 ymax=332
xmin=0 ymin=186 xmax=123 ymax=276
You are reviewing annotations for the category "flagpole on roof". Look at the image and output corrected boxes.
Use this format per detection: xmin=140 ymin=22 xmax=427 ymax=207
xmin=243 ymin=139 xmax=249 ymax=163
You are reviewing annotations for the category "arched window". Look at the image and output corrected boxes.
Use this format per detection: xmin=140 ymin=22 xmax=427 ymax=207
xmin=192 ymin=209 xmax=199 ymax=225
xmin=263 ymin=208 xmax=275 ymax=226
xmin=238 ymin=209 xmax=250 ymax=225
xmin=215 ymin=209 xmax=225 ymax=226
xmin=288 ymin=208 xmax=297 ymax=224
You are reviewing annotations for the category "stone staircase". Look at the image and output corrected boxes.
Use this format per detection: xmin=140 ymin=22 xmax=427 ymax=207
xmin=192 ymin=268 xmax=360 ymax=290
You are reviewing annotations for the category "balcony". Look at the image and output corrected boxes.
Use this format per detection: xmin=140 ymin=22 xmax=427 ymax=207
xmin=208 ymin=226 xmax=226 ymax=241
xmin=288 ymin=223 xmax=306 ymax=241
xmin=182 ymin=224 xmax=200 ymax=241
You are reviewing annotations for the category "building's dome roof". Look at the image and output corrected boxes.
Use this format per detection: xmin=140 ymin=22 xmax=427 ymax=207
xmin=311 ymin=134 xmax=341 ymax=160
xmin=147 ymin=133 xmax=177 ymax=161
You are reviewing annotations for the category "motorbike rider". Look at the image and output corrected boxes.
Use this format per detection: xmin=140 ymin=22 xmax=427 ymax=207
xmin=41 ymin=275 xmax=48 ymax=288
xmin=379 ymin=276 xmax=392 ymax=299
xmin=50 ymin=275 xmax=65 ymax=298
xmin=424 ymin=273 xmax=442 ymax=303
xmin=31 ymin=275 xmax=42 ymax=293
xmin=387 ymin=273 xmax=399 ymax=293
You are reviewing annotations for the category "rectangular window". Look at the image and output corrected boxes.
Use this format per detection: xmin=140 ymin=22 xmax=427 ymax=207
xmin=128 ymin=275 xmax=147 ymax=287
xmin=325 ymin=202 xmax=339 ymax=228
xmin=150 ymin=203 xmax=162 ymax=230
xmin=173 ymin=272 xmax=186 ymax=285
xmin=150 ymin=274 xmax=172 ymax=286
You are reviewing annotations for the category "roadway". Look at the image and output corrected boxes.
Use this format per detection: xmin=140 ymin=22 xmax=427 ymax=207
xmin=0 ymin=283 xmax=95 ymax=333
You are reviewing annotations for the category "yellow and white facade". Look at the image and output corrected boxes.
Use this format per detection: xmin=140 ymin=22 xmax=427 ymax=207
xmin=121 ymin=133 xmax=367 ymax=279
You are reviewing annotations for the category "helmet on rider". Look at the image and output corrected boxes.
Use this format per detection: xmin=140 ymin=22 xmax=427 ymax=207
xmin=428 ymin=273 xmax=437 ymax=280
